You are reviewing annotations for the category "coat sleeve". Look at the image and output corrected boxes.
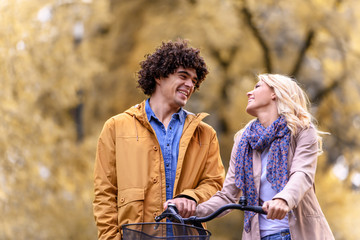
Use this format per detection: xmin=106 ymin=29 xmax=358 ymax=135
xmin=179 ymin=128 xmax=225 ymax=204
xmin=273 ymin=126 xmax=319 ymax=210
xmin=195 ymin=133 xmax=242 ymax=217
xmin=93 ymin=118 xmax=120 ymax=240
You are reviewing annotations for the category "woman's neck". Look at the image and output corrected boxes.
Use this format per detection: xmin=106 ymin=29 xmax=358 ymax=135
xmin=257 ymin=111 xmax=280 ymax=128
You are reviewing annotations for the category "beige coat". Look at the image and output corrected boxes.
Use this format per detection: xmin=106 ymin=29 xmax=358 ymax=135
xmin=196 ymin=125 xmax=334 ymax=240
xmin=93 ymin=100 xmax=225 ymax=239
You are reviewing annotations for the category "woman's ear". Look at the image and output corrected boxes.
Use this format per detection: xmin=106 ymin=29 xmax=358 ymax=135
xmin=271 ymin=93 xmax=276 ymax=100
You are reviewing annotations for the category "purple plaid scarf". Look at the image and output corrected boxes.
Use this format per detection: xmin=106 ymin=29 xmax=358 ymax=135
xmin=234 ymin=115 xmax=290 ymax=232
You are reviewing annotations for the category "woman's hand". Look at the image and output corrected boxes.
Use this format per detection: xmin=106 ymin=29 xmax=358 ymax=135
xmin=262 ymin=198 xmax=289 ymax=220
xmin=163 ymin=198 xmax=197 ymax=218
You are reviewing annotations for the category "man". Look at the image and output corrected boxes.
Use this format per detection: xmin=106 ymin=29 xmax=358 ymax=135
xmin=93 ymin=39 xmax=225 ymax=239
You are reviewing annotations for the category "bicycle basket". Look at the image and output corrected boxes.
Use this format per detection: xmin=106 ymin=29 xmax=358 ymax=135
xmin=122 ymin=222 xmax=211 ymax=240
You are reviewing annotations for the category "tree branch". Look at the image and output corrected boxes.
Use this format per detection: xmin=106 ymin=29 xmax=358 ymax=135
xmin=311 ymin=76 xmax=342 ymax=104
xmin=207 ymin=45 xmax=239 ymax=134
xmin=291 ymin=29 xmax=316 ymax=77
xmin=241 ymin=5 xmax=272 ymax=72
xmin=291 ymin=29 xmax=315 ymax=78
xmin=312 ymin=37 xmax=347 ymax=104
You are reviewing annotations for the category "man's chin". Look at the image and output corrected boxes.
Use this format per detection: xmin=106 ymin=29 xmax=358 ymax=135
xmin=176 ymin=99 xmax=187 ymax=108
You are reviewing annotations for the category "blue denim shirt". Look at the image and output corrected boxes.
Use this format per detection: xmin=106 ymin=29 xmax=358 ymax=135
xmin=145 ymin=99 xmax=187 ymax=201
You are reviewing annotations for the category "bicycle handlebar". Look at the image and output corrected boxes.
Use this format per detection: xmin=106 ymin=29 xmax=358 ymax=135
xmin=155 ymin=197 xmax=266 ymax=228
xmin=183 ymin=203 xmax=266 ymax=225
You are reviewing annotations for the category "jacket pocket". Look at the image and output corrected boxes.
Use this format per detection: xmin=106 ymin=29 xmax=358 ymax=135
xmin=118 ymin=188 xmax=145 ymax=226
xmin=300 ymin=192 xmax=322 ymax=217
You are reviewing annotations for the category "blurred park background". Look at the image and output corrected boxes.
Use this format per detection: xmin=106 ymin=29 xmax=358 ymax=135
xmin=1 ymin=0 xmax=360 ymax=239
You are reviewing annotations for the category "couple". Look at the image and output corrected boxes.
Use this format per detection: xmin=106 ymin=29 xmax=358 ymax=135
xmin=93 ymin=39 xmax=334 ymax=240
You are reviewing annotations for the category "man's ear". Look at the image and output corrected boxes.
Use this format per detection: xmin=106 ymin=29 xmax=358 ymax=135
xmin=155 ymin=77 xmax=161 ymax=85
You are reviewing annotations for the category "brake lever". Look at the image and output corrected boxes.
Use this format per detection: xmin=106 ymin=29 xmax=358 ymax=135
xmin=155 ymin=203 xmax=184 ymax=224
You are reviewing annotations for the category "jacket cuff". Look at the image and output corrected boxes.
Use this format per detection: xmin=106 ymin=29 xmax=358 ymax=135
xmin=273 ymin=192 xmax=295 ymax=210
xmin=175 ymin=194 xmax=197 ymax=204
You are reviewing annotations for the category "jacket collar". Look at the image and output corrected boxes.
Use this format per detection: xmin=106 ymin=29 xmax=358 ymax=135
xmin=125 ymin=100 xmax=209 ymax=131
xmin=145 ymin=98 xmax=187 ymax=125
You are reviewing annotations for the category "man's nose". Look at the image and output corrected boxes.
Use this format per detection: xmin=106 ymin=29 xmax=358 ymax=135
xmin=185 ymin=78 xmax=195 ymax=88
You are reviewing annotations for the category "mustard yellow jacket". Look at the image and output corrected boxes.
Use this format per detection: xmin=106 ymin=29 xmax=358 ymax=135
xmin=93 ymin=100 xmax=225 ymax=239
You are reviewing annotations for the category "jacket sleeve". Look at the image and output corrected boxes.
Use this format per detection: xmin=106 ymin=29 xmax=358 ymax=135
xmin=179 ymin=129 xmax=225 ymax=204
xmin=274 ymin=126 xmax=319 ymax=210
xmin=93 ymin=118 xmax=120 ymax=240
xmin=195 ymin=133 xmax=242 ymax=217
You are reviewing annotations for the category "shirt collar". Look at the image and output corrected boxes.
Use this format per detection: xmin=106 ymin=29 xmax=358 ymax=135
xmin=145 ymin=98 xmax=187 ymax=124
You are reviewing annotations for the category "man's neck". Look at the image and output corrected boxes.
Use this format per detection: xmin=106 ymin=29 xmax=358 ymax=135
xmin=149 ymin=98 xmax=180 ymax=128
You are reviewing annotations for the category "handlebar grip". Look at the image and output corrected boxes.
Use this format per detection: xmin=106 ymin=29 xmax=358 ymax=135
xmin=244 ymin=205 xmax=266 ymax=215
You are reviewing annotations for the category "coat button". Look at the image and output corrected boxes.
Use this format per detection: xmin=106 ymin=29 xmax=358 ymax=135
xmin=153 ymin=146 xmax=158 ymax=151
xmin=153 ymin=212 xmax=158 ymax=217
xmin=153 ymin=178 xmax=158 ymax=183
xmin=120 ymin=197 xmax=125 ymax=203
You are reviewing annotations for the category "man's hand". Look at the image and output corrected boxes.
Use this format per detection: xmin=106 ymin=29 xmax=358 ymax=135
xmin=163 ymin=197 xmax=196 ymax=218
xmin=262 ymin=198 xmax=289 ymax=220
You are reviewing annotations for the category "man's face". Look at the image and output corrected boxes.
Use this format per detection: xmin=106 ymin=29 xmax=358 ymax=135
xmin=156 ymin=67 xmax=198 ymax=109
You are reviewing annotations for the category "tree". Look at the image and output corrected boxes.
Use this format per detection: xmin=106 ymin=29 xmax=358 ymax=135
xmin=1 ymin=0 xmax=360 ymax=239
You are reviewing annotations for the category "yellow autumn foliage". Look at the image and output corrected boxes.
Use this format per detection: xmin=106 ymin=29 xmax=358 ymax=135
xmin=1 ymin=0 xmax=360 ymax=239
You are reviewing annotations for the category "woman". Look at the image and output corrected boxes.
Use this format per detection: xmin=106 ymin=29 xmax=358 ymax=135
xmin=194 ymin=74 xmax=334 ymax=240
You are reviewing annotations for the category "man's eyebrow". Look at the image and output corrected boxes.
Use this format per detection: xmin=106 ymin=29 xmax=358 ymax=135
xmin=177 ymin=70 xmax=198 ymax=80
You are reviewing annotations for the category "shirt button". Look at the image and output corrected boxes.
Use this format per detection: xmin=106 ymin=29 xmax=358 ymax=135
xmin=166 ymin=163 xmax=169 ymax=167
xmin=153 ymin=146 xmax=158 ymax=151
xmin=166 ymin=143 xmax=169 ymax=146
xmin=166 ymin=185 xmax=169 ymax=188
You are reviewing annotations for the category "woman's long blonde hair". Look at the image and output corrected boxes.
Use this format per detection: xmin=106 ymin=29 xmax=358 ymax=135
xmin=260 ymin=74 xmax=312 ymax=135
xmin=237 ymin=74 xmax=325 ymax=153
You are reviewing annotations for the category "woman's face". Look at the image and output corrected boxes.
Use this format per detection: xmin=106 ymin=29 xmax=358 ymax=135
xmin=246 ymin=80 xmax=276 ymax=117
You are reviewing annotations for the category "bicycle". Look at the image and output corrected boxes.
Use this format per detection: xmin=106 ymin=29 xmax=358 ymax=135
xmin=122 ymin=196 xmax=266 ymax=239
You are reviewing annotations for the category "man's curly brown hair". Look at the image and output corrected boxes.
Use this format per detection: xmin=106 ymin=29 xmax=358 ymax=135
xmin=137 ymin=39 xmax=209 ymax=96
